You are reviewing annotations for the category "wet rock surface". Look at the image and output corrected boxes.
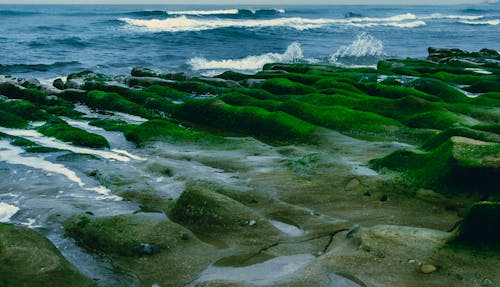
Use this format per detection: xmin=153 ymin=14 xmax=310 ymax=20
xmin=0 ymin=48 xmax=499 ymax=286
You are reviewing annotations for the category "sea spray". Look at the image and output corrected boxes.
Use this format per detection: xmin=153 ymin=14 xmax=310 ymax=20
xmin=188 ymin=42 xmax=305 ymax=72
xmin=330 ymin=32 xmax=385 ymax=66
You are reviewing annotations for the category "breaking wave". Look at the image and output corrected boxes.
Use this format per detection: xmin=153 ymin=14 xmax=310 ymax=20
xmin=421 ymin=13 xmax=484 ymax=20
xmin=188 ymin=42 xmax=304 ymax=72
xmin=119 ymin=13 xmax=427 ymax=32
xmin=166 ymin=8 xmax=285 ymax=16
xmin=330 ymin=33 xmax=385 ymax=66
xmin=459 ymin=19 xmax=500 ymax=25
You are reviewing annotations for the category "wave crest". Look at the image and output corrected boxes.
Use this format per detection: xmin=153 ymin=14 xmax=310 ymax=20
xmin=166 ymin=8 xmax=285 ymax=16
xmin=421 ymin=13 xmax=484 ymax=20
xmin=119 ymin=13 xmax=426 ymax=32
xmin=188 ymin=42 xmax=304 ymax=72
xmin=459 ymin=19 xmax=500 ymax=25
xmin=330 ymin=33 xmax=385 ymax=66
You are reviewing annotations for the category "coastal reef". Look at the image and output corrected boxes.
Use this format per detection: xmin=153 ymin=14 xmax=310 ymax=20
xmin=0 ymin=48 xmax=499 ymax=287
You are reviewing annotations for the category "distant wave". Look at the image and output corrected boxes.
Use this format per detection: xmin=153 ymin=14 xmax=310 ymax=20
xmin=126 ymin=10 xmax=166 ymax=17
xmin=166 ymin=8 xmax=285 ymax=16
xmin=420 ymin=13 xmax=484 ymax=20
xmin=188 ymin=42 xmax=304 ymax=72
xmin=459 ymin=19 xmax=500 ymax=25
xmin=119 ymin=13 xmax=427 ymax=32
xmin=330 ymin=33 xmax=385 ymax=66
xmin=0 ymin=61 xmax=81 ymax=73
xmin=0 ymin=10 xmax=39 ymax=16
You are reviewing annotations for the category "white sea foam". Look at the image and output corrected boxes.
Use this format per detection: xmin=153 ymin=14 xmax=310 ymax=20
xmin=330 ymin=33 xmax=385 ymax=64
xmin=351 ymin=20 xmax=426 ymax=28
xmin=0 ymin=140 xmax=120 ymax=200
xmin=167 ymin=9 xmax=239 ymax=16
xmin=0 ymin=127 xmax=135 ymax=162
xmin=421 ymin=13 xmax=484 ymax=20
xmin=459 ymin=19 xmax=500 ymax=25
xmin=166 ymin=8 xmax=285 ymax=16
xmin=188 ymin=42 xmax=304 ymax=72
xmin=0 ymin=202 xmax=19 ymax=223
xmin=120 ymin=13 xmax=427 ymax=32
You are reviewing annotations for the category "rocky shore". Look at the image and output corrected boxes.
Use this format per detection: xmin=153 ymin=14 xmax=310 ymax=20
xmin=0 ymin=48 xmax=499 ymax=287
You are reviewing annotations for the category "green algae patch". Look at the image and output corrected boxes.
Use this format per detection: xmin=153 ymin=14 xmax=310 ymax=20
xmin=144 ymin=84 xmax=189 ymax=101
xmin=279 ymin=100 xmax=403 ymax=136
xmin=125 ymin=119 xmax=220 ymax=145
xmin=88 ymin=118 xmax=135 ymax=132
xmin=175 ymin=98 xmax=317 ymax=142
xmin=422 ymin=127 xmax=500 ymax=150
xmin=473 ymin=124 xmax=500 ymax=135
xmin=0 ymin=110 xmax=27 ymax=128
xmin=65 ymin=213 xmax=175 ymax=257
xmin=454 ymin=201 xmax=500 ymax=247
xmin=359 ymin=83 xmax=442 ymax=102
xmin=173 ymin=80 xmax=220 ymax=95
xmin=84 ymin=90 xmax=151 ymax=118
xmin=0 ymin=99 xmax=50 ymax=121
xmin=37 ymin=117 xmax=110 ymax=148
xmin=408 ymin=78 xmax=468 ymax=103
xmin=260 ymin=78 xmax=315 ymax=95
xmin=0 ymin=224 xmax=95 ymax=287
xmin=371 ymin=137 xmax=500 ymax=194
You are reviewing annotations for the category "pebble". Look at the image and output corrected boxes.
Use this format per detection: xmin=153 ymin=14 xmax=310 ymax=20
xmin=419 ymin=263 xmax=437 ymax=274
xmin=481 ymin=278 xmax=494 ymax=286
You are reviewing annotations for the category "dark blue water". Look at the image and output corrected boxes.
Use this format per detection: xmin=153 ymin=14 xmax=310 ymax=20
xmin=0 ymin=4 xmax=499 ymax=79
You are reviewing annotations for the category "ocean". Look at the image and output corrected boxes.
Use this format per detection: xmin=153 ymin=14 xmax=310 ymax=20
xmin=0 ymin=4 xmax=499 ymax=79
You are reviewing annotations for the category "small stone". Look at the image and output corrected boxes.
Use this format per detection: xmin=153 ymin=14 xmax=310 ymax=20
xmin=53 ymin=78 xmax=65 ymax=89
xmin=248 ymin=220 xmax=257 ymax=226
xmin=380 ymin=194 xmax=388 ymax=202
xmin=314 ymin=251 xmax=323 ymax=256
xmin=419 ymin=263 xmax=437 ymax=274
xmin=408 ymin=259 xmax=416 ymax=265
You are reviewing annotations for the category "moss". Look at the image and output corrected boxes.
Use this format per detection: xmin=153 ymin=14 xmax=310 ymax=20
xmin=230 ymin=87 xmax=291 ymax=101
xmin=465 ymin=80 xmax=500 ymax=94
xmin=255 ymin=71 xmax=323 ymax=85
xmin=313 ymin=78 xmax=366 ymax=94
xmin=37 ymin=117 xmax=110 ymax=148
xmin=371 ymin=137 xmax=500 ymax=194
xmin=0 ymin=224 xmax=95 ymax=287
xmin=0 ymin=110 xmax=27 ymax=128
xmin=260 ymin=78 xmax=315 ymax=95
xmin=430 ymin=71 xmax=491 ymax=86
xmin=408 ymin=77 xmax=467 ymax=103
xmin=455 ymin=201 xmax=500 ymax=246
xmin=43 ymin=105 xmax=84 ymax=118
xmin=278 ymin=100 xmax=403 ymax=136
xmin=173 ymin=81 xmax=219 ymax=95
xmin=219 ymin=92 xmax=282 ymax=111
xmin=422 ymin=127 xmax=500 ymax=150
xmin=125 ymin=119 xmax=220 ymax=145
xmin=0 ymin=100 xmax=50 ymax=121
xmin=359 ymin=83 xmax=443 ymax=102
xmin=88 ymin=118 xmax=135 ymax=132
xmin=144 ymin=85 xmax=189 ymax=101
xmin=175 ymin=98 xmax=317 ymax=142
xmin=84 ymin=90 xmax=151 ymax=118
xmin=299 ymin=93 xmax=359 ymax=107
xmin=473 ymin=124 xmax=500 ymax=135
xmin=64 ymin=214 xmax=178 ymax=257
xmin=404 ymin=110 xmax=472 ymax=130
xmin=170 ymin=182 xmax=265 ymax=231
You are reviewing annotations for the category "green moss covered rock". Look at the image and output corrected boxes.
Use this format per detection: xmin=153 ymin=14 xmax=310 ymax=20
xmin=38 ymin=117 xmax=110 ymax=148
xmin=0 ymin=223 xmax=94 ymax=287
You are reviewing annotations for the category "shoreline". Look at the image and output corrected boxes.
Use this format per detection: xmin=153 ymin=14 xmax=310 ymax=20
xmin=0 ymin=47 xmax=499 ymax=286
